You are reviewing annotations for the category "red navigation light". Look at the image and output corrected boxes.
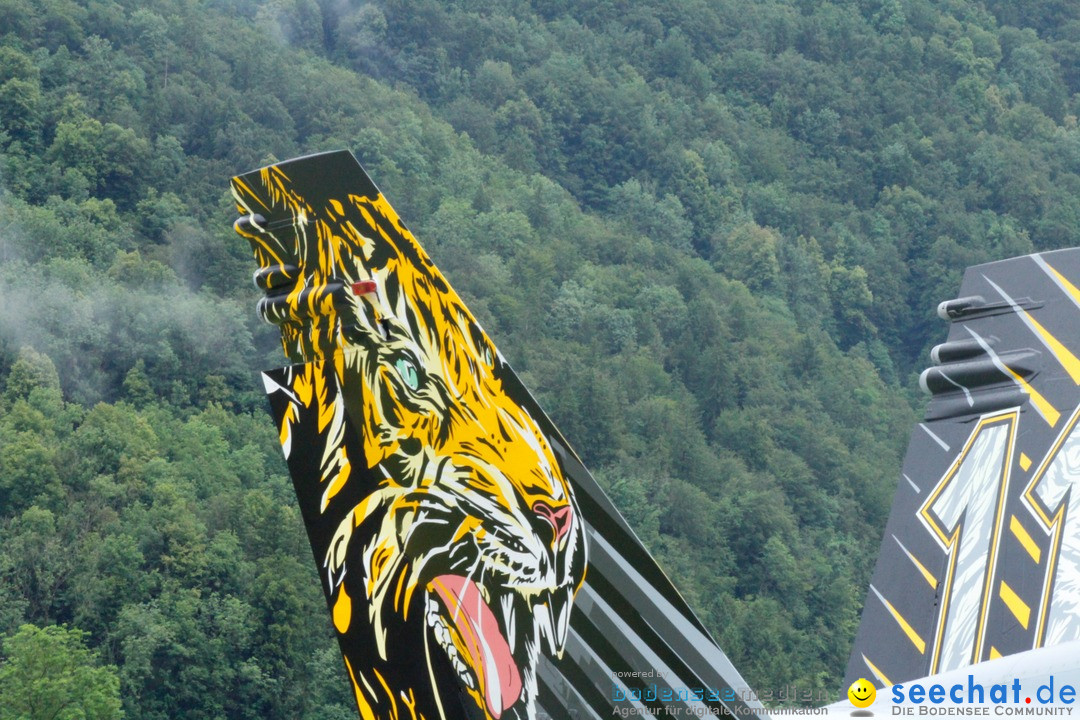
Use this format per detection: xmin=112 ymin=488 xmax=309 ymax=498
xmin=352 ymin=280 xmax=377 ymax=295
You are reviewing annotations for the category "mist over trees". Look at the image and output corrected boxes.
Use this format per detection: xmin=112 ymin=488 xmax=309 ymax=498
xmin=0 ymin=0 xmax=1077 ymax=714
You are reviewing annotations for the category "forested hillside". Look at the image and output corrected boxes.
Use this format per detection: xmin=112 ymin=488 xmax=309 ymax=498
xmin=0 ymin=0 xmax=1077 ymax=715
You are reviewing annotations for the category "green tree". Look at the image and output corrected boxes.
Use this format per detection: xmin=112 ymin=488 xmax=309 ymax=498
xmin=713 ymin=222 xmax=782 ymax=293
xmin=0 ymin=77 xmax=44 ymax=144
xmin=1 ymin=347 xmax=61 ymax=412
xmin=0 ymin=624 xmax=122 ymax=720
xmin=1 ymin=508 xmax=72 ymax=624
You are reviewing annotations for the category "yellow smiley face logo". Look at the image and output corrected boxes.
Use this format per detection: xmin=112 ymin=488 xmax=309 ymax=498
xmin=848 ymin=678 xmax=876 ymax=708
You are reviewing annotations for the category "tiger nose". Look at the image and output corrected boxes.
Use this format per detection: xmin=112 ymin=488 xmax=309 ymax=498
xmin=533 ymin=501 xmax=573 ymax=543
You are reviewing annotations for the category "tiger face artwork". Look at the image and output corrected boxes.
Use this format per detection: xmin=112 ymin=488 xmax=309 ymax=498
xmin=231 ymin=151 xmax=587 ymax=720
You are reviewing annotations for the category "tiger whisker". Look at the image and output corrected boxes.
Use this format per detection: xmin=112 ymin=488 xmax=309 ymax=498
xmin=450 ymin=553 xmax=485 ymax=627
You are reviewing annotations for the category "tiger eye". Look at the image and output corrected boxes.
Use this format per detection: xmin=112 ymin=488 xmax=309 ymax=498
xmin=395 ymin=358 xmax=419 ymax=390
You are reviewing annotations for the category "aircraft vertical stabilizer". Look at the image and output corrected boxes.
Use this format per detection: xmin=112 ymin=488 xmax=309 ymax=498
xmin=845 ymin=248 xmax=1080 ymax=689
xmin=231 ymin=150 xmax=766 ymax=720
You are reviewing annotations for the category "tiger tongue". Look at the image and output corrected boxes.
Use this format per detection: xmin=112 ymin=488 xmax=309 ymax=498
xmin=431 ymin=575 xmax=523 ymax=718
